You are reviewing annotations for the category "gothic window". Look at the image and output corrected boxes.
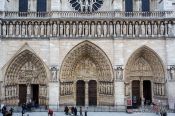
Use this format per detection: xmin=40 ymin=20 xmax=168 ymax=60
xmin=19 ymin=0 xmax=28 ymax=12
xmin=37 ymin=0 xmax=47 ymax=12
xmin=69 ymin=0 xmax=104 ymax=12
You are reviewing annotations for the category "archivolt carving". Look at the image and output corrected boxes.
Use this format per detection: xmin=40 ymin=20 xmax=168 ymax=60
xmin=5 ymin=50 xmax=47 ymax=85
xmin=125 ymin=46 xmax=165 ymax=83
xmin=60 ymin=41 xmax=113 ymax=82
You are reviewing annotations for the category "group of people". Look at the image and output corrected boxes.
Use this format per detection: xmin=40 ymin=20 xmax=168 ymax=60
xmin=64 ymin=106 xmax=87 ymax=116
xmin=1 ymin=105 xmax=13 ymax=116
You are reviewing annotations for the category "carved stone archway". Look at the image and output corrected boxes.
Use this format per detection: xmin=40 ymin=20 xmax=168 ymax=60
xmin=124 ymin=46 xmax=165 ymax=106
xmin=59 ymin=41 xmax=114 ymax=106
xmin=4 ymin=49 xmax=48 ymax=105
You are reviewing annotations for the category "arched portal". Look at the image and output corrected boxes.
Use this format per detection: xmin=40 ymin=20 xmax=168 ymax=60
xmin=125 ymin=46 xmax=165 ymax=107
xmin=4 ymin=50 xmax=48 ymax=105
xmin=59 ymin=41 xmax=114 ymax=106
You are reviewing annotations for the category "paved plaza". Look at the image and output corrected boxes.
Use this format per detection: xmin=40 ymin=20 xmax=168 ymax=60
xmin=0 ymin=112 xmax=174 ymax=116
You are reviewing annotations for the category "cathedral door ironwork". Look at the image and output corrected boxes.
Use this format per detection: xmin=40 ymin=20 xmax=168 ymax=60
xmin=76 ymin=80 xmax=85 ymax=106
xmin=19 ymin=84 xmax=27 ymax=105
xmin=143 ymin=80 xmax=152 ymax=105
xmin=88 ymin=80 xmax=97 ymax=106
xmin=132 ymin=80 xmax=141 ymax=108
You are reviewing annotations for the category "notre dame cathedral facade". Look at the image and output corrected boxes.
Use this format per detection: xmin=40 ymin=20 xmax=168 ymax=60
xmin=0 ymin=0 xmax=175 ymax=110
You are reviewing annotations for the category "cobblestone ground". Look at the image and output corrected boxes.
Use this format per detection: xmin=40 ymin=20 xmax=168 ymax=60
xmin=0 ymin=112 xmax=175 ymax=116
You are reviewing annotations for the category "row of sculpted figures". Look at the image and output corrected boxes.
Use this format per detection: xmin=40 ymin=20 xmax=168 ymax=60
xmin=0 ymin=20 xmax=174 ymax=38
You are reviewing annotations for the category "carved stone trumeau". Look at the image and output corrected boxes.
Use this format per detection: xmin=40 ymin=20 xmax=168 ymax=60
xmin=168 ymin=65 xmax=175 ymax=80
xmin=114 ymin=65 xmax=123 ymax=81
xmin=50 ymin=66 xmax=58 ymax=82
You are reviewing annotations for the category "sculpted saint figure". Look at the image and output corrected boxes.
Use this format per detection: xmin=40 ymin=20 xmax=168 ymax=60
xmin=28 ymin=23 xmax=32 ymax=36
xmin=34 ymin=23 xmax=39 ymax=36
xmin=2 ymin=23 xmax=6 ymax=36
xmin=60 ymin=22 xmax=64 ymax=36
xmin=128 ymin=23 xmax=132 ymax=35
xmin=9 ymin=23 xmax=13 ymax=36
xmin=147 ymin=23 xmax=152 ymax=35
xmin=84 ymin=22 xmax=89 ymax=36
xmin=122 ymin=23 xmax=127 ymax=35
xmin=141 ymin=23 xmax=145 ymax=35
xmin=97 ymin=22 xmax=101 ymax=37
xmin=15 ymin=23 xmax=20 ymax=36
xmin=53 ymin=22 xmax=57 ymax=36
xmin=78 ymin=22 xmax=83 ymax=36
xmin=91 ymin=22 xmax=95 ymax=37
xmin=66 ymin=23 xmax=70 ymax=37
xmin=47 ymin=23 xmax=51 ymax=36
xmin=153 ymin=23 xmax=158 ymax=35
xmin=109 ymin=22 xmax=113 ymax=36
xmin=72 ymin=22 xmax=77 ymax=36
xmin=135 ymin=22 xmax=139 ymax=36
xmin=103 ymin=22 xmax=107 ymax=37
xmin=116 ymin=22 xmax=121 ymax=36
xmin=160 ymin=23 xmax=165 ymax=35
xmin=40 ymin=22 xmax=45 ymax=36
xmin=21 ymin=24 xmax=26 ymax=36
xmin=168 ymin=23 xmax=172 ymax=35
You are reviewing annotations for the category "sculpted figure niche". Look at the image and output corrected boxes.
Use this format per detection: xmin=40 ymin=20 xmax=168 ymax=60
xmin=60 ymin=22 xmax=64 ymax=36
xmin=34 ymin=23 xmax=39 ymax=36
xmin=97 ymin=22 xmax=101 ymax=37
xmin=141 ymin=23 xmax=145 ymax=36
xmin=116 ymin=67 xmax=123 ymax=81
xmin=153 ymin=23 xmax=158 ymax=35
xmin=53 ymin=22 xmax=57 ymax=36
xmin=103 ymin=22 xmax=108 ymax=37
xmin=168 ymin=22 xmax=172 ymax=36
xmin=91 ymin=22 xmax=95 ymax=37
xmin=128 ymin=23 xmax=132 ymax=35
xmin=28 ymin=23 xmax=33 ymax=36
xmin=84 ymin=22 xmax=89 ymax=36
xmin=115 ymin=22 xmax=121 ymax=36
xmin=21 ymin=23 xmax=26 ymax=36
xmin=47 ymin=23 xmax=51 ymax=36
xmin=147 ymin=23 xmax=152 ymax=36
xmin=51 ymin=66 xmax=58 ymax=82
xmin=134 ymin=22 xmax=139 ymax=36
xmin=160 ymin=22 xmax=165 ymax=35
xmin=2 ymin=23 xmax=6 ymax=36
xmin=40 ymin=22 xmax=45 ymax=36
xmin=72 ymin=22 xmax=77 ymax=37
xmin=78 ymin=22 xmax=83 ymax=36
xmin=15 ymin=23 xmax=20 ymax=36
xmin=109 ymin=22 xmax=113 ymax=36
xmin=122 ymin=22 xmax=127 ymax=36
xmin=66 ymin=23 xmax=70 ymax=37
xmin=9 ymin=22 xmax=13 ymax=36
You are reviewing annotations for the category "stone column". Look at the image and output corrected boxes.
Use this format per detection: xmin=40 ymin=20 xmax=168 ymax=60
xmin=114 ymin=66 xmax=125 ymax=109
xmin=85 ymin=81 xmax=89 ymax=106
xmin=26 ymin=84 xmax=31 ymax=103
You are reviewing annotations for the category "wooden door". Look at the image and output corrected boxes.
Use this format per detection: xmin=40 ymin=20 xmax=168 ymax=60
xmin=88 ymin=80 xmax=97 ymax=106
xmin=76 ymin=80 xmax=85 ymax=106
xmin=19 ymin=84 xmax=27 ymax=105
xmin=132 ymin=80 xmax=140 ymax=107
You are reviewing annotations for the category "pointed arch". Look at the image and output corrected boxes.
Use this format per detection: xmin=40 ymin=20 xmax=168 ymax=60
xmin=59 ymin=40 xmax=114 ymax=82
xmin=4 ymin=43 xmax=49 ymax=105
xmin=125 ymin=45 xmax=165 ymax=83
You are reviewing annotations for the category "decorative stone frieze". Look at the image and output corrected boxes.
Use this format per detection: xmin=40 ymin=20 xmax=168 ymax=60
xmin=0 ymin=20 xmax=174 ymax=39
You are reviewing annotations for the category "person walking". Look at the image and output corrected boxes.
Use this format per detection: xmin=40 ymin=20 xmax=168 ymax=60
xmin=64 ymin=106 xmax=69 ymax=115
xmin=79 ymin=107 xmax=83 ymax=116
xmin=84 ymin=107 xmax=88 ymax=116
xmin=74 ymin=107 xmax=77 ymax=116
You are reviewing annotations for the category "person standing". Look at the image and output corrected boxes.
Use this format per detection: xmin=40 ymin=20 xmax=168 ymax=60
xmin=74 ymin=107 xmax=77 ymax=116
xmin=79 ymin=107 xmax=83 ymax=116
xmin=84 ymin=107 xmax=88 ymax=116
xmin=64 ymin=106 xmax=69 ymax=115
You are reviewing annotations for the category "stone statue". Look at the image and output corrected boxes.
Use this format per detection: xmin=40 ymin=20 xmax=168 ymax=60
xmin=122 ymin=23 xmax=127 ymax=35
xmin=128 ymin=23 xmax=132 ymax=35
xmin=21 ymin=24 xmax=26 ymax=36
xmin=125 ymin=84 xmax=129 ymax=96
xmin=116 ymin=22 xmax=120 ymax=36
xmin=2 ymin=24 xmax=6 ymax=36
xmin=103 ymin=22 xmax=108 ymax=37
xmin=51 ymin=67 xmax=57 ymax=81
xmin=34 ymin=23 xmax=39 ymax=36
xmin=53 ymin=22 xmax=57 ymax=36
xmin=97 ymin=22 xmax=101 ymax=37
xmin=109 ymin=22 xmax=113 ymax=36
xmin=47 ymin=23 xmax=51 ymax=36
xmin=65 ymin=23 xmax=70 ymax=37
xmin=116 ymin=67 xmax=123 ymax=80
xmin=40 ymin=22 xmax=45 ymax=36
xmin=135 ymin=22 xmax=139 ymax=36
xmin=72 ymin=22 xmax=77 ymax=36
xmin=9 ymin=23 xmax=13 ymax=36
xmin=160 ymin=23 xmax=165 ymax=35
xmin=91 ymin=22 xmax=95 ymax=37
xmin=147 ymin=23 xmax=152 ymax=35
xmin=28 ymin=23 xmax=32 ymax=36
xmin=60 ymin=22 xmax=64 ymax=36
xmin=141 ymin=23 xmax=145 ymax=35
xmin=153 ymin=23 xmax=158 ymax=35
xmin=168 ymin=23 xmax=172 ymax=36
xmin=84 ymin=22 xmax=89 ymax=36
xmin=78 ymin=22 xmax=83 ymax=36
xmin=15 ymin=23 xmax=20 ymax=36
